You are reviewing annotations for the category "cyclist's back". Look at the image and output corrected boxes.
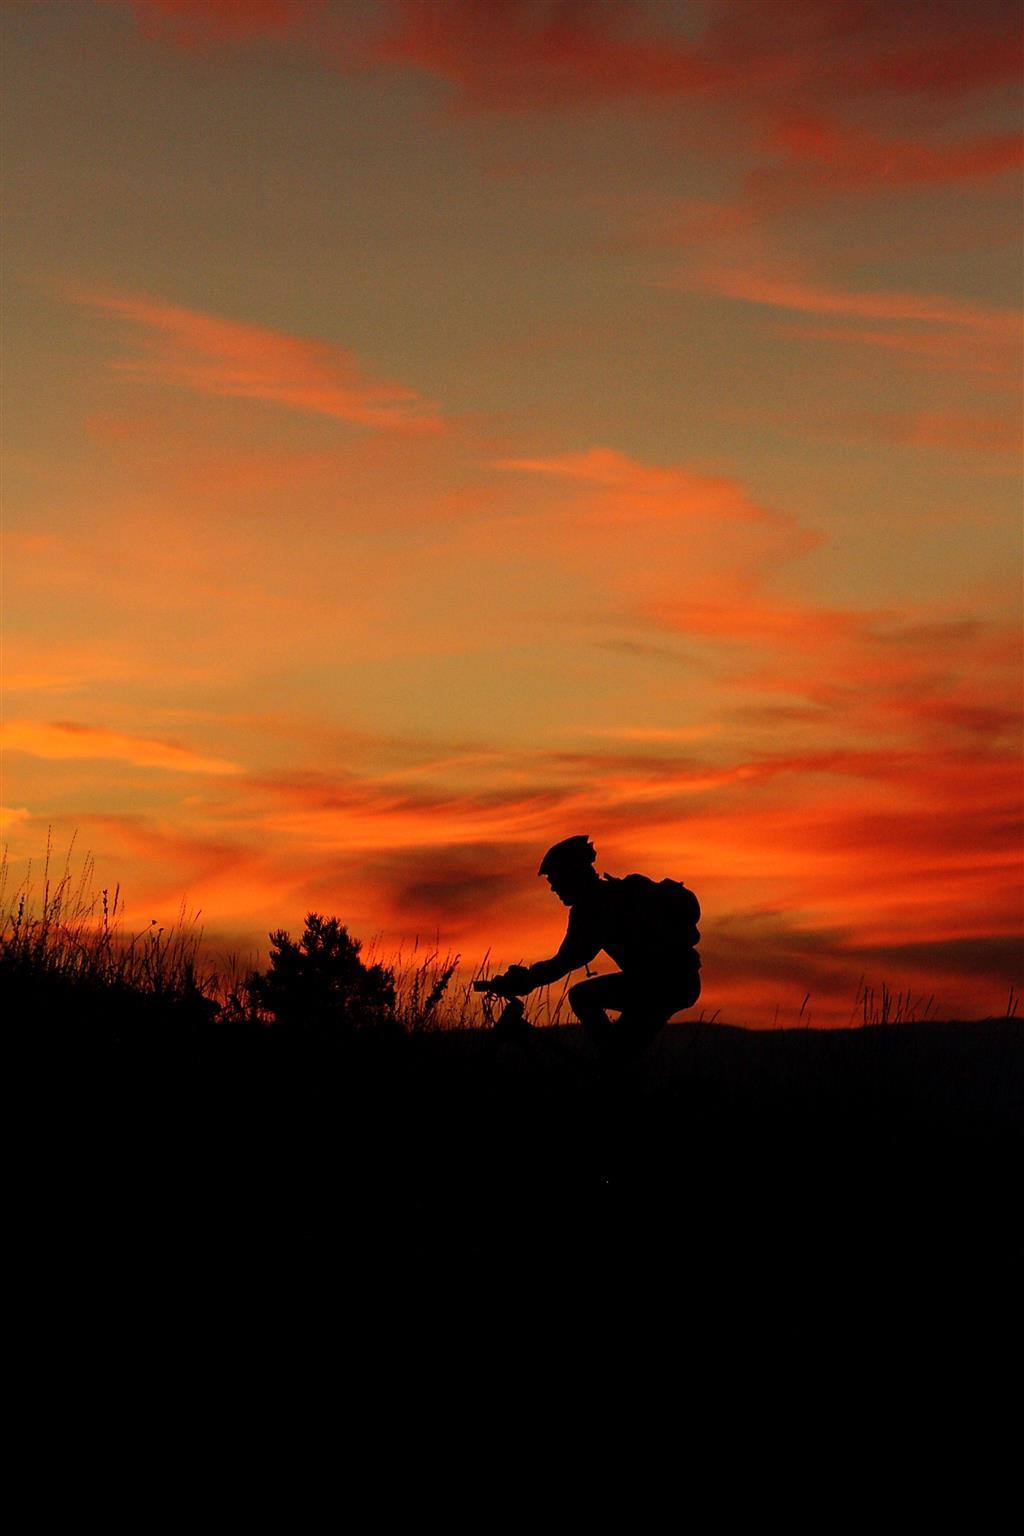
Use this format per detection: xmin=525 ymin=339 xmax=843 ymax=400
xmin=565 ymin=872 xmax=700 ymax=981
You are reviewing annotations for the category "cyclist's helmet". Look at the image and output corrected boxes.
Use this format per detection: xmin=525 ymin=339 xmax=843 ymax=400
xmin=538 ymin=836 xmax=597 ymax=878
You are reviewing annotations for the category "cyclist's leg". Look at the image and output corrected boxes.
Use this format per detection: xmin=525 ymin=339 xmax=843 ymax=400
xmin=608 ymin=971 xmax=702 ymax=1061
xmin=608 ymin=1003 xmax=669 ymax=1061
xmin=567 ymin=973 xmax=630 ymax=1045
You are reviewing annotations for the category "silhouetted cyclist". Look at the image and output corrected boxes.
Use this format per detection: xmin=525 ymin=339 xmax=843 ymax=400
xmin=492 ymin=836 xmax=701 ymax=1058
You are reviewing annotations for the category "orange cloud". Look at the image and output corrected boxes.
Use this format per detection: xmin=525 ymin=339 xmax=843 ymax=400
xmin=69 ymin=288 xmax=443 ymax=432
xmin=677 ymin=264 xmax=1022 ymax=381
xmin=689 ymin=267 xmax=1018 ymax=335
xmin=1 ymin=634 xmax=156 ymax=694
xmin=650 ymin=598 xmax=874 ymax=651
xmin=497 ymin=446 xmax=785 ymax=524
xmin=649 ymin=594 xmax=1022 ymax=751
xmin=491 ymin=447 xmax=816 ymax=595
xmin=583 ymin=726 xmax=724 ymax=745
xmin=3 ymin=720 xmax=241 ymax=776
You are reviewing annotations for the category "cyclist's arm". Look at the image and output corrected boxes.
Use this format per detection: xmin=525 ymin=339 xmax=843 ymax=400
xmin=522 ymin=909 xmax=600 ymax=990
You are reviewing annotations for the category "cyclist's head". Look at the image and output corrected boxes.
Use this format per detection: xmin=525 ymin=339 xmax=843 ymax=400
xmin=538 ymin=836 xmax=598 ymax=904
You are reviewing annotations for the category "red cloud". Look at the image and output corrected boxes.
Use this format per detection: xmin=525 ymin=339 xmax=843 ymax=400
xmin=753 ymin=110 xmax=1023 ymax=197
xmin=379 ymin=0 xmax=1021 ymax=214
xmin=101 ymin=0 xmax=1023 ymax=214
xmin=371 ymin=0 xmax=1023 ymax=109
xmin=702 ymin=0 xmax=1023 ymax=100
xmin=69 ymin=287 xmax=444 ymax=432
xmin=373 ymin=0 xmax=711 ymax=110
xmin=107 ymin=1 xmax=1024 ymax=115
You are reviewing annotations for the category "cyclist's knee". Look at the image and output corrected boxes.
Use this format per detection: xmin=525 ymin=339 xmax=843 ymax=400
xmin=568 ymin=980 xmax=594 ymax=1019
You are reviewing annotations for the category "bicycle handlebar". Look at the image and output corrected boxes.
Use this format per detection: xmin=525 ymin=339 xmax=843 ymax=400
xmin=473 ymin=978 xmax=517 ymax=999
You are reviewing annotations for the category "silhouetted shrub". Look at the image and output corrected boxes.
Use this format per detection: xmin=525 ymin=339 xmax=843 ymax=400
xmin=247 ymin=913 xmax=396 ymax=1034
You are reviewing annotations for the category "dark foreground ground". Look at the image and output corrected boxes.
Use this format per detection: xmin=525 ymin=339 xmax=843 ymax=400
xmin=18 ymin=1010 xmax=1017 ymax=1489
xmin=34 ymin=1012 xmax=1021 ymax=1301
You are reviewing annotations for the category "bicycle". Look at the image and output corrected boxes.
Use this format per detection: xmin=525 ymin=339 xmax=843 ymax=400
xmin=472 ymin=975 xmax=533 ymax=1042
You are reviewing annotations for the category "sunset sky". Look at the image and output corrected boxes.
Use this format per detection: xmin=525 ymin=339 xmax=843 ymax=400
xmin=4 ymin=0 xmax=1022 ymax=1024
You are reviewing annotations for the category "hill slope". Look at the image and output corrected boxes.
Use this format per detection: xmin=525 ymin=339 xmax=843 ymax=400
xmin=35 ymin=1014 xmax=1020 ymax=1291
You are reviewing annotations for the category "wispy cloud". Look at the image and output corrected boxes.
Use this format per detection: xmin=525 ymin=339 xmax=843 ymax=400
xmin=686 ymin=267 xmax=1018 ymax=334
xmin=673 ymin=263 xmax=1022 ymax=380
xmin=649 ymin=597 xmax=875 ymax=651
xmin=649 ymin=594 xmax=1022 ymax=748
xmin=3 ymin=720 xmax=242 ymax=776
xmin=497 ymin=446 xmax=778 ymax=521
xmin=494 ymin=447 xmax=812 ymax=555
xmin=69 ymin=287 xmax=444 ymax=432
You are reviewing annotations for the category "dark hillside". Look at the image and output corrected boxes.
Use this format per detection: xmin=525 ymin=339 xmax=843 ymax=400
xmin=31 ymin=1006 xmax=1021 ymax=1299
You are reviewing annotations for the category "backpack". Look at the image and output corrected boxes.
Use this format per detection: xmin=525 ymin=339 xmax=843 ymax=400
xmin=610 ymin=873 xmax=701 ymax=955
xmin=654 ymin=876 xmax=701 ymax=940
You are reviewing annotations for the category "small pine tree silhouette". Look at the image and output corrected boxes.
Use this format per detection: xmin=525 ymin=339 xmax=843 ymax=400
xmin=249 ymin=914 xmax=395 ymax=1034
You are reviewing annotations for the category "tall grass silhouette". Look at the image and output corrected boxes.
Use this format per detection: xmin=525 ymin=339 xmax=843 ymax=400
xmin=0 ymin=836 xmax=216 ymax=1017
xmin=0 ymin=840 xmax=572 ymax=1033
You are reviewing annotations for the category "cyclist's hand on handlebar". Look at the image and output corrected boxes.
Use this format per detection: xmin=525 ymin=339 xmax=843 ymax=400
xmin=499 ymin=964 xmax=533 ymax=996
xmin=473 ymin=965 xmax=533 ymax=998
